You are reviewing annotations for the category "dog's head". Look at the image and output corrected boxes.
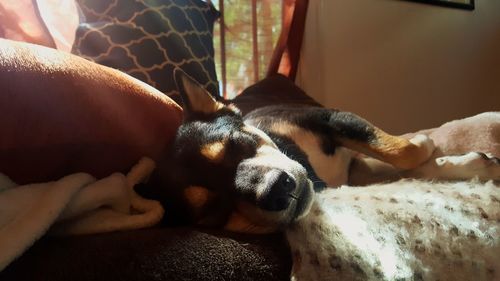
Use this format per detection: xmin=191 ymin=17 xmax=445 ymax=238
xmin=158 ymin=70 xmax=314 ymax=232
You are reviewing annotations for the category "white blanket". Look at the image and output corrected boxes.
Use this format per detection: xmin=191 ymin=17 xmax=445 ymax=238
xmin=0 ymin=158 xmax=164 ymax=271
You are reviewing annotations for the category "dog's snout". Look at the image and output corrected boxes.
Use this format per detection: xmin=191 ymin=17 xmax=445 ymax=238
xmin=258 ymin=172 xmax=296 ymax=211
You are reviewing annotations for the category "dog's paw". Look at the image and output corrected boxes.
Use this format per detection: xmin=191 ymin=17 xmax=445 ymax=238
xmin=409 ymin=134 xmax=436 ymax=161
xmin=434 ymin=152 xmax=500 ymax=181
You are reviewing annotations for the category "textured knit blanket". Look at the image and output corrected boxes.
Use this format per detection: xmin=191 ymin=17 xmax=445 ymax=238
xmin=0 ymin=158 xmax=164 ymax=271
xmin=287 ymin=179 xmax=500 ymax=281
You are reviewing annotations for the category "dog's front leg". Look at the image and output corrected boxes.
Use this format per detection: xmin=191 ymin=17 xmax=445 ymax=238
xmin=348 ymin=157 xmax=403 ymax=186
xmin=407 ymin=152 xmax=500 ymax=181
xmin=350 ymin=151 xmax=500 ymax=185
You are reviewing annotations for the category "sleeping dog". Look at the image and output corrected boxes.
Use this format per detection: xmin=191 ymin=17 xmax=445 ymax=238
xmin=146 ymin=71 xmax=500 ymax=280
xmin=148 ymin=70 xmax=438 ymax=231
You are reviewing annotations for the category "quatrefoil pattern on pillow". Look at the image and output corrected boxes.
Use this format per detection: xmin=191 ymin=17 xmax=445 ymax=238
xmin=72 ymin=0 xmax=220 ymax=99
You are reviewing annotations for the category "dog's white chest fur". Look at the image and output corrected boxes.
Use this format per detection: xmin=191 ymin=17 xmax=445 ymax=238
xmin=285 ymin=180 xmax=500 ymax=281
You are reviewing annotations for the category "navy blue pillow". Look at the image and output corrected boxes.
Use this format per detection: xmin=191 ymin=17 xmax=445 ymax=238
xmin=72 ymin=0 xmax=220 ymax=100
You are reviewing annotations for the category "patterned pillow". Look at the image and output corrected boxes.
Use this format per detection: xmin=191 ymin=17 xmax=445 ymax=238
xmin=72 ymin=0 xmax=220 ymax=100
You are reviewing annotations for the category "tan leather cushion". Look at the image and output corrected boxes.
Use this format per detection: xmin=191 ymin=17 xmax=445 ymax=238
xmin=0 ymin=39 xmax=183 ymax=184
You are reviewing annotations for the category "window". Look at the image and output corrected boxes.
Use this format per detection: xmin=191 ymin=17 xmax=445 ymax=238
xmin=209 ymin=0 xmax=285 ymax=98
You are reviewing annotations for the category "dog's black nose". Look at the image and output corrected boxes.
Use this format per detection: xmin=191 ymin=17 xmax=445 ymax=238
xmin=259 ymin=172 xmax=296 ymax=211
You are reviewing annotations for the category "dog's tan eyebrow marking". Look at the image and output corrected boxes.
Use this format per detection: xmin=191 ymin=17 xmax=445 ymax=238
xmin=201 ymin=141 xmax=226 ymax=162
xmin=184 ymin=186 xmax=214 ymax=216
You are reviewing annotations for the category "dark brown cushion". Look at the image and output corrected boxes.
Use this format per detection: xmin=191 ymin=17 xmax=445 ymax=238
xmin=1 ymin=228 xmax=292 ymax=281
xmin=0 ymin=39 xmax=183 ymax=184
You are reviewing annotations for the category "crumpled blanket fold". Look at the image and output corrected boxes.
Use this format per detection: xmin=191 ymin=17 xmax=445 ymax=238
xmin=0 ymin=157 xmax=164 ymax=271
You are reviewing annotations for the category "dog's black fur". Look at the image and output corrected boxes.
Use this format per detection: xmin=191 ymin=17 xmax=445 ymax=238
xmin=144 ymin=70 xmax=432 ymax=231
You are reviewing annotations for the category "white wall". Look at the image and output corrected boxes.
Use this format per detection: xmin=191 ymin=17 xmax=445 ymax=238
xmin=296 ymin=0 xmax=500 ymax=134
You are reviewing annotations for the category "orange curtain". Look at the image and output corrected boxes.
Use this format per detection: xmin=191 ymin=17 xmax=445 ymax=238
xmin=0 ymin=0 xmax=78 ymax=52
xmin=0 ymin=0 xmax=55 ymax=48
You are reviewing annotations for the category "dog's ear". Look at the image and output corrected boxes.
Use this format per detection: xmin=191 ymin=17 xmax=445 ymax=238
xmin=174 ymin=69 xmax=224 ymax=115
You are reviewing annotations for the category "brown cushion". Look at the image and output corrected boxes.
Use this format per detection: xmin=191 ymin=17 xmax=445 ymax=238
xmin=230 ymin=74 xmax=322 ymax=116
xmin=0 ymin=39 xmax=183 ymax=184
xmin=1 ymin=228 xmax=292 ymax=281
